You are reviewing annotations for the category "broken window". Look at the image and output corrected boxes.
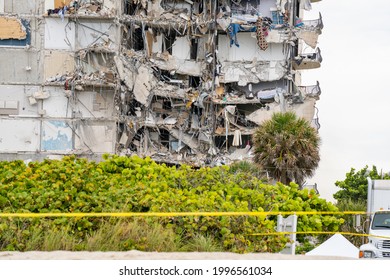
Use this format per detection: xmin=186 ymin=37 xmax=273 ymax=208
xmin=271 ymin=9 xmax=284 ymax=25
xmin=160 ymin=128 xmax=170 ymax=149
xmin=0 ymin=17 xmax=31 ymax=47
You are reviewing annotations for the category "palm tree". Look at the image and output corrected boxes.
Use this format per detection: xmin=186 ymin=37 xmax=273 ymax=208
xmin=252 ymin=112 xmax=320 ymax=185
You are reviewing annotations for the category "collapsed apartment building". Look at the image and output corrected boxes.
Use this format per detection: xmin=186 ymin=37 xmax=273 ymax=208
xmin=0 ymin=0 xmax=323 ymax=166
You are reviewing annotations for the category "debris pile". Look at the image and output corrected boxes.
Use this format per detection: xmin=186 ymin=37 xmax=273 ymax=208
xmin=46 ymin=0 xmax=115 ymax=18
xmin=30 ymin=0 xmax=324 ymax=167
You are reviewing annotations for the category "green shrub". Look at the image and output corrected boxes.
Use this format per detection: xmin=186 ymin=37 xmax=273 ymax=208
xmin=0 ymin=155 xmax=343 ymax=253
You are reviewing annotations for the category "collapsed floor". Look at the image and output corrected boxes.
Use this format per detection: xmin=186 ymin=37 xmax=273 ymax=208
xmin=0 ymin=0 xmax=323 ymax=167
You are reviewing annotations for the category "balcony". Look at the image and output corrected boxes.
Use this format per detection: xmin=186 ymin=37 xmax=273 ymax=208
xmin=301 ymin=13 xmax=324 ymax=33
xmin=297 ymin=81 xmax=321 ymax=99
xmin=292 ymin=48 xmax=322 ymax=70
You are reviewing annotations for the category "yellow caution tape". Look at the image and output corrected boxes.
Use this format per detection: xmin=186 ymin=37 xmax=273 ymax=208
xmin=0 ymin=211 xmax=367 ymax=218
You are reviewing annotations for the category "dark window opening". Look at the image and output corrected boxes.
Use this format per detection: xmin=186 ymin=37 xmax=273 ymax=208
xmin=160 ymin=128 xmax=170 ymax=149
xmin=162 ymin=99 xmax=172 ymax=119
xmin=129 ymin=127 xmax=145 ymax=151
xmin=127 ymin=99 xmax=142 ymax=116
xmin=162 ymin=31 xmax=176 ymax=55
xmin=124 ymin=0 xmax=138 ymax=15
xmin=189 ymin=76 xmax=200 ymax=88
xmin=214 ymin=134 xmax=251 ymax=150
xmin=295 ymin=0 xmax=300 ymax=19
xmin=190 ymin=38 xmax=198 ymax=59
xmin=125 ymin=24 xmax=144 ymax=51
xmin=133 ymin=27 xmax=144 ymax=51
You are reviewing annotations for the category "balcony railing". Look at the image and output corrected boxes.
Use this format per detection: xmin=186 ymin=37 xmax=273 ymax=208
xmin=297 ymin=81 xmax=321 ymax=98
xmin=301 ymin=13 xmax=324 ymax=32
xmin=293 ymin=48 xmax=322 ymax=70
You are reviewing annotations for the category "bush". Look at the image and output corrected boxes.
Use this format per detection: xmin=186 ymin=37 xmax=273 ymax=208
xmin=0 ymin=155 xmax=344 ymax=253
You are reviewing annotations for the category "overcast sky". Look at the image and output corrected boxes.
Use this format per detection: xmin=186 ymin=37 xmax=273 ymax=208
xmin=302 ymin=0 xmax=390 ymax=202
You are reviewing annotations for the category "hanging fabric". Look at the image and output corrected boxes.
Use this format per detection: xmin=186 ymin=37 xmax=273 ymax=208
xmin=232 ymin=130 xmax=242 ymax=147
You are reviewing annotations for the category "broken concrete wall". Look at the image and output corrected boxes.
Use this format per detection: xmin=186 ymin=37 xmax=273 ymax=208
xmin=41 ymin=86 xmax=116 ymax=118
xmin=77 ymin=89 xmax=116 ymax=118
xmin=41 ymin=87 xmax=71 ymax=117
xmin=44 ymin=50 xmax=75 ymax=80
xmin=75 ymin=121 xmax=116 ymax=153
xmin=41 ymin=120 xmax=73 ymax=151
xmin=172 ymin=36 xmax=191 ymax=60
xmin=0 ymin=85 xmax=40 ymax=116
xmin=44 ymin=18 xmax=76 ymax=50
xmin=0 ymin=17 xmax=27 ymax=40
xmin=220 ymin=60 xmax=287 ymax=85
xmin=75 ymin=19 xmax=118 ymax=50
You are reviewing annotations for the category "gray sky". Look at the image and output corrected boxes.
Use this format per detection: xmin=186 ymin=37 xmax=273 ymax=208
xmin=303 ymin=0 xmax=390 ymax=202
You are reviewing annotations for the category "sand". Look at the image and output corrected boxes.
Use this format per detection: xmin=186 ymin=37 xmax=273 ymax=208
xmin=0 ymin=250 xmax=351 ymax=260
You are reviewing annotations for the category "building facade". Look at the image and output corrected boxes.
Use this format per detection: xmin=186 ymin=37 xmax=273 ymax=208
xmin=0 ymin=0 xmax=323 ymax=166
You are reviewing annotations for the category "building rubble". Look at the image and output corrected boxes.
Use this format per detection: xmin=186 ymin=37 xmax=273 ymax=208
xmin=0 ymin=0 xmax=323 ymax=167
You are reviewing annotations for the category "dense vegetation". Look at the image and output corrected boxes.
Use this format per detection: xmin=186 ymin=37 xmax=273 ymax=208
xmin=334 ymin=165 xmax=390 ymax=203
xmin=0 ymin=155 xmax=343 ymax=252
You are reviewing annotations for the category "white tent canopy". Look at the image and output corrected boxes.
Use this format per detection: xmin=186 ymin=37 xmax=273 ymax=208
xmin=305 ymin=234 xmax=359 ymax=259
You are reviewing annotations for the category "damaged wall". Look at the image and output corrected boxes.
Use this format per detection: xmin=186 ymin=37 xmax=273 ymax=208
xmin=44 ymin=51 xmax=75 ymax=80
xmin=218 ymin=34 xmax=286 ymax=62
xmin=76 ymin=19 xmax=118 ymax=50
xmin=75 ymin=121 xmax=116 ymax=153
xmin=0 ymin=0 xmax=323 ymax=166
xmin=0 ymin=17 xmax=27 ymax=40
xmin=44 ymin=18 xmax=76 ymax=50
xmin=41 ymin=120 xmax=73 ymax=151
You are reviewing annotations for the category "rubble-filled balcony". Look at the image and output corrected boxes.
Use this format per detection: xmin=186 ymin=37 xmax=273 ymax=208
xmin=297 ymin=81 xmax=321 ymax=100
xmin=44 ymin=0 xmax=117 ymax=18
xmin=294 ymin=13 xmax=323 ymax=48
xmin=292 ymin=48 xmax=322 ymax=70
xmin=121 ymin=0 xmax=213 ymax=34
xmin=301 ymin=13 xmax=324 ymax=32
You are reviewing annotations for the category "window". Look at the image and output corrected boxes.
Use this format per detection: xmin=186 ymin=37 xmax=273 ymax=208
xmin=372 ymin=212 xmax=390 ymax=229
xmin=0 ymin=17 xmax=31 ymax=47
xmin=271 ymin=11 xmax=284 ymax=25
